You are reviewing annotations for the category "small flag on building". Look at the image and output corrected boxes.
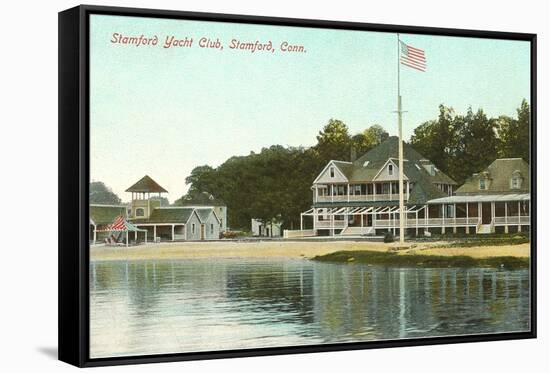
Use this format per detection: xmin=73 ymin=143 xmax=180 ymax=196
xmin=400 ymin=41 xmax=426 ymax=72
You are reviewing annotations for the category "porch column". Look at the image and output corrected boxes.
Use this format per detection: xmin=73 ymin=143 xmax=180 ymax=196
xmin=392 ymin=212 xmax=395 ymax=235
xmin=360 ymin=213 xmax=364 ymax=235
xmin=134 ymin=231 xmax=137 ymax=242
xmin=171 ymin=224 xmax=175 ymax=241
xmin=478 ymin=202 xmax=482 ymax=225
xmin=145 ymin=231 xmax=147 ymax=244
xmin=425 ymin=205 xmax=429 ymax=235
xmin=389 ymin=182 xmax=392 ymax=201
xmin=313 ymin=209 xmax=317 ymax=230
xmin=416 ymin=211 xmax=419 ymax=236
xmin=518 ymin=201 xmax=521 ymax=232
xmin=153 ymin=225 xmax=157 ymax=242
xmin=93 ymin=224 xmax=97 ymax=244
xmin=453 ymin=203 xmax=457 ymax=233
xmin=465 ymin=202 xmax=469 ymax=234
xmin=347 ymin=183 xmax=350 ymax=202
xmin=126 ymin=231 xmax=129 ymax=247
xmin=504 ymin=202 xmax=509 ymax=234
xmin=300 ymin=213 xmax=303 ymax=231
xmin=406 ymin=181 xmax=410 ymax=201
xmin=442 ymin=204 xmax=446 ymax=234
xmin=331 ymin=185 xmax=334 ymax=203
xmin=373 ymin=183 xmax=376 ymax=202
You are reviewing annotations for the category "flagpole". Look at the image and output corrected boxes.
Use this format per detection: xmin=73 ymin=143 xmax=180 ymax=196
xmin=397 ymin=34 xmax=405 ymax=245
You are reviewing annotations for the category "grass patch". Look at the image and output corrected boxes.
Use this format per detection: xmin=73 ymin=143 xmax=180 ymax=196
xmin=312 ymin=250 xmax=529 ymax=269
xmin=429 ymin=236 xmax=529 ymax=249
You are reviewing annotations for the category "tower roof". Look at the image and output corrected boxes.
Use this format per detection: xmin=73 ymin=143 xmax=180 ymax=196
xmin=125 ymin=175 xmax=168 ymax=193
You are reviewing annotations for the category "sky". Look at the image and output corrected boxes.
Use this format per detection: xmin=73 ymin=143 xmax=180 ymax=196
xmin=90 ymin=14 xmax=531 ymax=203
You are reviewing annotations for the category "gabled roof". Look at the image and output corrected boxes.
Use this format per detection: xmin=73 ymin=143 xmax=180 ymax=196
xmin=90 ymin=204 xmax=127 ymax=225
xmin=126 ymin=175 xmax=168 ymax=193
xmin=312 ymin=136 xmax=457 ymax=204
xmin=133 ymin=207 xmax=195 ymax=224
xmin=455 ymin=158 xmax=530 ymax=195
xmin=194 ymin=207 xmax=221 ymax=224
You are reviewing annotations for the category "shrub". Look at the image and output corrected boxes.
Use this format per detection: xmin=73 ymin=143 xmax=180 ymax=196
xmin=384 ymin=232 xmax=395 ymax=243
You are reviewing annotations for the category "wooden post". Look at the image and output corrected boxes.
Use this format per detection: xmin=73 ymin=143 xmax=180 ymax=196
xmin=466 ymin=202 xmax=469 ymax=234
xmin=416 ymin=210 xmax=418 ymax=236
xmin=518 ymin=201 xmax=521 ymax=232
xmin=453 ymin=203 xmax=457 ymax=234
xmin=505 ymin=202 xmax=508 ymax=233
xmin=171 ymin=224 xmax=175 ymax=241
xmin=442 ymin=204 xmax=445 ymax=234
xmin=425 ymin=205 xmax=429 ymax=235
xmin=300 ymin=213 xmax=303 ymax=231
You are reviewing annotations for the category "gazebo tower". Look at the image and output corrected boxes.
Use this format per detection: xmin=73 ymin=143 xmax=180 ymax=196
xmin=125 ymin=175 xmax=168 ymax=219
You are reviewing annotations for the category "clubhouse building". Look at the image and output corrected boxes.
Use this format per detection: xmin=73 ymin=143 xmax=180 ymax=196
xmin=90 ymin=175 xmax=226 ymax=244
xmin=291 ymin=136 xmax=530 ymax=237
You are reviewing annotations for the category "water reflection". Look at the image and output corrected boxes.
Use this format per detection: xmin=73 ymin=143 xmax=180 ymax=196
xmin=90 ymin=259 xmax=530 ymax=358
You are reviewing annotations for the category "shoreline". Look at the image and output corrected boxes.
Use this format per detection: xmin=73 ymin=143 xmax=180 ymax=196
xmin=90 ymin=239 xmax=530 ymax=264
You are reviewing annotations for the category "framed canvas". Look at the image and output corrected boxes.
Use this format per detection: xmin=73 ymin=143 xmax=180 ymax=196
xmin=58 ymin=4 xmax=537 ymax=367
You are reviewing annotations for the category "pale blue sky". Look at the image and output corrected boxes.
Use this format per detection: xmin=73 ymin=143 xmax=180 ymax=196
xmin=90 ymin=15 xmax=530 ymax=203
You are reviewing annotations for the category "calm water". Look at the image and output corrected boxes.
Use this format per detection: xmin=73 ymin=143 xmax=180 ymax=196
xmin=90 ymin=258 xmax=530 ymax=358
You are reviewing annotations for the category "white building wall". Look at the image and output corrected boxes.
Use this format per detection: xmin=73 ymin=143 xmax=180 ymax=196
xmin=186 ymin=212 xmax=202 ymax=240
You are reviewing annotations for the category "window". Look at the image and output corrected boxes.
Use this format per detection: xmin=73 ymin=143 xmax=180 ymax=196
xmin=135 ymin=208 xmax=145 ymax=217
xmin=388 ymin=164 xmax=394 ymax=176
xmin=330 ymin=167 xmax=335 ymax=178
xmin=220 ymin=218 xmax=223 ymax=228
xmin=210 ymin=224 xmax=214 ymax=234
xmin=363 ymin=161 xmax=370 ymax=167
xmin=479 ymin=179 xmax=486 ymax=190
xmin=511 ymin=176 xmax=522 ymax=189
xmin=192 ymin=223 xmax=196 ymax=234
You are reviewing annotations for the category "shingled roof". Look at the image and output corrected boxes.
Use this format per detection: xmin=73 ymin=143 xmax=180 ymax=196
xmin=126 ymin=175 xmax=168 ymax=193
xmin=455 ymin=158 xmax=530 ymax=195
xmin=90 ymin=204 xmax=127 ymax=225
xmin=314 ymin=136 xmax=457 ymax=204
xmin=132 ymin=207 xmax=195 ymax=224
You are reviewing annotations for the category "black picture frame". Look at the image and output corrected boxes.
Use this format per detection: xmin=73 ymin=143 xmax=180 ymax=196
xmin=58 ymin=4 xmax=537 ymax=368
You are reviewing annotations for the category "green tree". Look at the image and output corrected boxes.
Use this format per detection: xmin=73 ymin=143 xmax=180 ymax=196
xmin=89 ymin=181 xmax=121 ymax=204
xmin=410 ymin=104 xmax=456 ymax=176
xmin=450 ymin=107 xmax=499 ymax=184
xmin=351 ymin=124 xmax=390 ymax=156
xmin=314 ymin=119 xmax=352 ymax=162
xmin=497 ymin=99 xmax=530 ymax=162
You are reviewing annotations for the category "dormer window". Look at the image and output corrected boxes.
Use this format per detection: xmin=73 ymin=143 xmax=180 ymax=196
xmin=511 ymin=171 xmax=523 ymax=189
xmin=330 ymin=167 xmax=335 ymax=178
xmin=388 ymin=164 xmax=394 ymax=176
xmin=479 ymin=179 xmax=486 ymax=190
xmin=363 ymin=161 xmax=370 ymax=167
xmin=135 ymin=208 xmax=145 ymax=217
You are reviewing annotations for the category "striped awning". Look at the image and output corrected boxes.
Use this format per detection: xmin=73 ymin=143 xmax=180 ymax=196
xmin=97 ymin=216 xmax=147 ymax=232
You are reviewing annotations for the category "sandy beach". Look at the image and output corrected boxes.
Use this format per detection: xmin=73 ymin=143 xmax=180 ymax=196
xmin=90 ymin=239 xmax=530 ymax=262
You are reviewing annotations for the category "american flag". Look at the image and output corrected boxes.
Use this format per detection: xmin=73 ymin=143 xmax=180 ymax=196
xmin=400 ymin=41 xmax=426 ymax=72
xmin=107 ymin=215 xmax=127 ymax=231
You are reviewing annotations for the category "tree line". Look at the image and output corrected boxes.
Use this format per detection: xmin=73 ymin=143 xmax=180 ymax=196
xmin=91 ymin=100 xmax=530 ymax=231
